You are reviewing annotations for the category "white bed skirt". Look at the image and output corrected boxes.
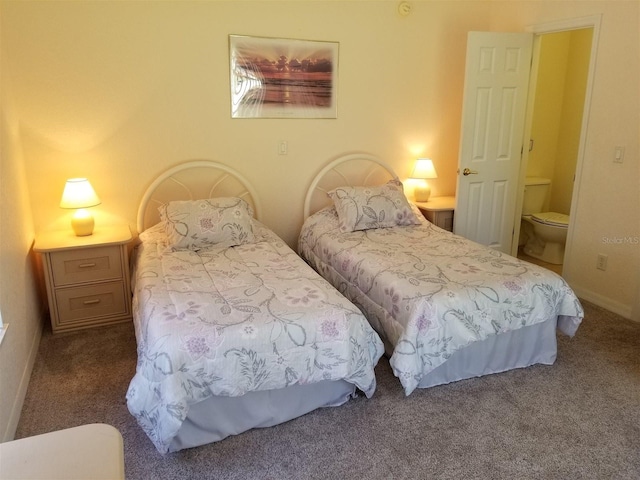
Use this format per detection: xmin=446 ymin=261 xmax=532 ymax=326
xmin=329 ymin=276 xmax=561 ymax=391
xmin=418 ymin=318 xmax=558 ymax=388
xmin=169 ymin=380 xmax=356 ymax=452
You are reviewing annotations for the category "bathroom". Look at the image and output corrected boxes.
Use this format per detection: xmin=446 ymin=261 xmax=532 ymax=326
xmin=517 ymin=27 xmax=593 ymax=275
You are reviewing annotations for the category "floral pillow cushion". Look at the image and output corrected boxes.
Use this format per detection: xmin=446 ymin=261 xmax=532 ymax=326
xmin=328 ymin=180 xmax=421 ymax=233
xmin=159 ymin=197 xmax=255 ymax=250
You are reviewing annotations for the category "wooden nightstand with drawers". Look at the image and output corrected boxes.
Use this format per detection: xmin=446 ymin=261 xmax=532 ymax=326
xmin=34 ymin=225 xmax=133 ymax=333
xmin=415 ymin=196 xmax=456 ymax=232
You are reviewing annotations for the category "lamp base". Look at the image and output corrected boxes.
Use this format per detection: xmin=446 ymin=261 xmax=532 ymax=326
xmin=71 ymin=209 xmax=95 ymax=236
xmin=414 ymin=184 xmax=431 ymax=203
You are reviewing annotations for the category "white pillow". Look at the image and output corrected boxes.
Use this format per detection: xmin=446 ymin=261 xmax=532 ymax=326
xmin=328 ymin=180 xmax=421 ymax=233
xmin=158 ymin=197 xmax=255 ymax=250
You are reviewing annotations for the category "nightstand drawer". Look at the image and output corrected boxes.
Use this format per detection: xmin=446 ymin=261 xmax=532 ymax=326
xmin=51 ymin=246 xmax=123 ymax=286
xmin=55 ymin=282 xmax=128 ymax=324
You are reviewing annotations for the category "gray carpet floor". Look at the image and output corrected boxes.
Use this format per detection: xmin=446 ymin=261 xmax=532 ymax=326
xmin=15 ymin=300 xmax=640 ymax=480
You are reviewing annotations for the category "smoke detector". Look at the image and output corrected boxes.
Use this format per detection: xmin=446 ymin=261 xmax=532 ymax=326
xmin=398 ymin=1 xmax=412 ymax=16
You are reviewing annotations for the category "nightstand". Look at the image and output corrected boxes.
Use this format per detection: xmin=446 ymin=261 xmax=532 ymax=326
xmin=415 ymin=196 xmax=456 ymax=232
xmin=34 ymin=225 xmax=133 ymax=333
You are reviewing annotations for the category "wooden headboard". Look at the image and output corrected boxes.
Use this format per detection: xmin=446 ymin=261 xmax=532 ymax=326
xmin=137 ymin=160 xmax=262 ymax=233
xmin=303 ymin=152 xmax=398 ymax=219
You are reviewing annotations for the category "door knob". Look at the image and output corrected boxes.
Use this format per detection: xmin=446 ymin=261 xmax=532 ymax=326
xmin=462 ymin=168 xmax=478 ymax=176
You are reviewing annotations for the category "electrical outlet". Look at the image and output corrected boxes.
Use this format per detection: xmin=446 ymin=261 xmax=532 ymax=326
xmin=596 ymin=253 xmax=608 ymax=271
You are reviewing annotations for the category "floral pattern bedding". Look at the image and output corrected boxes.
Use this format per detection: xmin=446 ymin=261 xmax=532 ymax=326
xmin=127 ymin=221 xmax=384 ymax=453
xmin=299 ymin=206 xmax=584 ymax=396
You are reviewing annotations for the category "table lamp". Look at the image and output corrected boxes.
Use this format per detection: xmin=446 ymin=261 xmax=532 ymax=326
xmin=411 ymin=158 xmax=438 ymax=202
xmin=59 ymin=178 xmax=101 ymax=236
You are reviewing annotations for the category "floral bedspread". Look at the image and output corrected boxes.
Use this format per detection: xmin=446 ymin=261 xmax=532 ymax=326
xmin=299 ymin=206 xmax=584 ymax=396
xmin=127 ymin=222 xmax=384 ymax=453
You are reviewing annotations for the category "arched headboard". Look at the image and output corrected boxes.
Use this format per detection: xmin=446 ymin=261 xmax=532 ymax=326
xmin=303 ymin=153 xmax=398 ymax=219
xmin=137 ymin=160 xmax=262 ymax=233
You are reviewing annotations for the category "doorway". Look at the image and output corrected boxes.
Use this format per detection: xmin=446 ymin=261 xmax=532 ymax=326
xmin=515 ymin=27 xmax=594 ymax=275
xmin=511 ymin=15 xmax=601 ymax=281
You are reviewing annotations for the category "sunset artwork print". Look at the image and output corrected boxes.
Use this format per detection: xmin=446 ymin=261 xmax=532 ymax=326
xmin=230 ymin=35 xmax=338 ymax=118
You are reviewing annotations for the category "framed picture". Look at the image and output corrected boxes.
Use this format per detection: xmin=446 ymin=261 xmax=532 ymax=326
xmin=229 ymin=35 xmax=339 ymax=119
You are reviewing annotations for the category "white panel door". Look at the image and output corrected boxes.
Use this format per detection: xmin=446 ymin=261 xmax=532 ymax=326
xmin=454 ymin=32 xmax=533 ymax=253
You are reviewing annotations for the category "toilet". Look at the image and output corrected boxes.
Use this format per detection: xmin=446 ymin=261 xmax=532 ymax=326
xmin=520 ymin=177 xmax=569 ymax=265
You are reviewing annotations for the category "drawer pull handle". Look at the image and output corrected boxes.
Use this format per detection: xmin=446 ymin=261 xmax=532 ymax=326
xmin=78 ymin=263 xmax=97 ymax=268
xmin=83 ymin=299 xmax=101 ymax=305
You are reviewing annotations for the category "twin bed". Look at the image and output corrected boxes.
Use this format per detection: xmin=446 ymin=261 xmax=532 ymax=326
xmin=127 ymin=155 xmax=583 ymax=453
xmin=126 ymin=161 xmax=384 ymax=453
xmin=299 ymin=153 xmax=583 ymax=395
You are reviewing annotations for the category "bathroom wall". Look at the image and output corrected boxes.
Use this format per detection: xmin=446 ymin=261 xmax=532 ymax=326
xmin=527 ymin=32 xmax=569 ymax=189
xmin=551 ymin=28 xmax=593 ymax=214
xmin=526 ymin=28 xmax=592 ymax=216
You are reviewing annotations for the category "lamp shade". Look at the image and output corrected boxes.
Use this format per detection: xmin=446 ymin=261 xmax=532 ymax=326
xmin=59 ymin=178 xmax=101 ymax=209
xmin=410 ymin=158 xmax=438 ymax=179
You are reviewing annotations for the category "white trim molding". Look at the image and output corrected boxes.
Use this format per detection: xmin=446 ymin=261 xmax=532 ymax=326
xmin=571 ymin=285 xmax=635 ymax=322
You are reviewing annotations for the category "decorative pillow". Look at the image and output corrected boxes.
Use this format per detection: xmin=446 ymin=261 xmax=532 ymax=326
xmin=328 ymin=180 xmax=421 ymax=233
xmin=158 ymin=197 xmax=255 ymax=250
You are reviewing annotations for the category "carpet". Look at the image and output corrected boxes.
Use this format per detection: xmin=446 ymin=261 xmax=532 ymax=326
xmin=15 ymin=300 xmax=640 ymax=479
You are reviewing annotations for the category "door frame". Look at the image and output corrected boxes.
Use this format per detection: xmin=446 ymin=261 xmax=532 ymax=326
xmin=511 ymin=15 xmax=602 ymax=283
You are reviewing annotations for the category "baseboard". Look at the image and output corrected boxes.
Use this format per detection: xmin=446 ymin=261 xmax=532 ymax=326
xmin=571 ymin=286 xmax=634 ymax=321
xmin=2 ymin=320 xmax=43 ymax=442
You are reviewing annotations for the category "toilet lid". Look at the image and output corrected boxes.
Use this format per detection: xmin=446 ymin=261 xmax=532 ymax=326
xmin=531 ymin=211 xmax=569 ymax=227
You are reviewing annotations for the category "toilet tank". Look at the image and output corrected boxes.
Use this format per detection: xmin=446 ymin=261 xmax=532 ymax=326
xmin=522 ymin=177 xmax=551 ymax=215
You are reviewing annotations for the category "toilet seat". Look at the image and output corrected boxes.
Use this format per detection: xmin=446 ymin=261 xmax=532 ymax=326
xmin=531 ymin=212 xmax=569 ymax=228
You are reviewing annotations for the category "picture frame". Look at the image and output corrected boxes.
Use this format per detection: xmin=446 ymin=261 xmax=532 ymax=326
xmin=229 ymin=35 xmax=339 ymax=119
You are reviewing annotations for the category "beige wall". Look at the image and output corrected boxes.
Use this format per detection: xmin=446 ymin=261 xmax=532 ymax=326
xmin=0 ymin=38 xmax=44 ymax=441
xmin=1 ymin=0 xmax=638 ymax=439
xmin=3 ymin=0 xmax=490 ymax=247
